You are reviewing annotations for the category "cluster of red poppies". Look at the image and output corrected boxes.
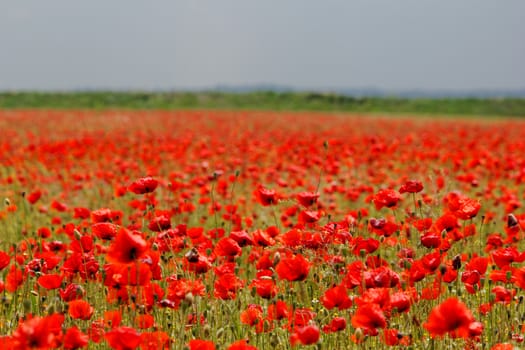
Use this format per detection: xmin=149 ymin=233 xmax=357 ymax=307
xmin=0 ymin=110 xmax=524 ymax=349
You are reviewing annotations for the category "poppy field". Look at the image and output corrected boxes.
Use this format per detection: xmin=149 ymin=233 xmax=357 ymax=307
xmin=1 ymin=109 xmax=525 ymax=349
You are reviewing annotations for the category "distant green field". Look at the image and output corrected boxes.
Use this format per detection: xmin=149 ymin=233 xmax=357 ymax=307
xmin=1 ymin=91 xmax=524 ymax=116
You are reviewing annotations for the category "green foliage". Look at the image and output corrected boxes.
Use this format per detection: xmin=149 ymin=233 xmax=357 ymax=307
xmin=0 ymin=91 xmax=524 ymax=116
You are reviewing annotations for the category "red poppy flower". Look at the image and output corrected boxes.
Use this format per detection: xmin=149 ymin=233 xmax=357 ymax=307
xmin=129 ymin=176 xmax=158 ymax=194
xmin=399 ymin=180 xmax=423 ymax=193
xmin=254 ymin=185 xmax=277 ymax=206
xmin=37 ymin=273 xmax=63 ymax=290
xmin=240 ymin=304 xmax=264 ymax=332
xmin=148 ymin=215 xmax=171 ymax=232
xmin=214 ymin=237 xmax=242 ymax=258
xmin=214 ymin=273 xmax=243 ymax=300
xmin=423 ymin=297 xmax=481 ymax=338
xmin=64 ymin=326 xmax=89 ymax=349
xmin=188 ymin=339 xmax=216 ymax=350
xmin=250 ymin=277 xmax=277 ymax=299
xmin=228 ymin=339 xmax=258 ymax=350
xmin=455 ymin=197 xmax=481 ymax=220
xmin=296 ymin=191 xmax=320 ymax=207
xmin=105 ymin=327 xmax=142 ymax=350
xmin=104 ymin=310 xmax=123 ymax=328
xmin=69 ymin=299 xmax=94 ymax=320
xmin=276 ymin=253 xmax=310 ymax=282
xmin=140 ymin=331 xmax=170 ymax=350
xmin=27 ymin=190 xmax=42 ymax=204
xmin=372 ymin=189 xmax=401 ymax=210
xmin=291 ymin=324 xmax=320 ymax=346
xmin=60 ymin=283 xmax=85 ymax=301
xmin=12 ymin=313 xmax=64 ymax=349
xmin=320 ymin=284 xmax=353 ymax=310
xmin=6 ymin=265 xmax=25 ymax=292
xmin=106 ymin=228 xmax=148 ymax=264
xmin=267 ymin=300 xmax=291 ymax=321
xmin=351 ymin=303 xmax=387 ymax=335
xmin=322 ymin=317 xmax=347 ymax=333
xmin=135 ymin=314 xmax=155 ymax=329
xmin=0 ymin=250 xmax=10 ymax=271
xmin=92 ymin=222 xmax=120 ymax=240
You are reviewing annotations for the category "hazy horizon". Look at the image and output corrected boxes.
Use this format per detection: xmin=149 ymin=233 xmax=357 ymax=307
xmin=1 ymin=1 xmax=524 ymax=93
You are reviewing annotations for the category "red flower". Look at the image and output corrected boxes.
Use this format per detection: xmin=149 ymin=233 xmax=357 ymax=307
xmin=276 ymin=254 xmax=310 ymax=282
xmin=12 ymin=313 xmax=64 ymax=349
xmin=296 ymin=191 xmax=320 ymax=207
xmin=455 ymin=197 xmax=481 ymax=220
xmin=37 ymin=273 xmax=63 ymax=290
xmin=92 ymin=222 xmax=120 ymax=240
xmin=128 ymin=177 xmax=158 ymax=194
xmin=214 ymin=273 xmax=243 ymax=300
xmin=105 ymin=326 xmax=142 ymax=350
xmin=0 ymin=250 xmax=10 ymax=271
xmin=399 ymin=180 xmax=423 ymax=193
xmin=228 ymin=339 xmax=258 ymax=350
xmin=291 ymin=324 xmax=320 ymax=346
xmin=27 ymin=190 xmax=42 ymax=204
xmin=423 ymin=297 xmax=481 ymax=338
xmin=240 ymin=304 xmax=264 ymax=332
xmin=254 ymin=185 xmax=277 ymax=206
xmin=60 ymin=283 xmax=85 ymax=301
xmin=320 ymin=284 xmax=352 ymax=310
xmin=148 ymin=215 xmax=171 ymax=232
xmin=188 ymin=339 xmax=216 ymax=350
xmin=322 ymin=317 xmax=347 ymax=333
xmin=214 ymin=237 xmax=242 ymax=258
xmin=64 ymin=326 xmax=89 ymax=349
xmin=250 ymin=277 xmax=277 ymax=299
xmin=351 ymin=303 xmax=386 ymax=335
xmin=69 ymin=299 xmax=94 ymax=320
xmin=106 ymin=228 xmax=148 ymax=264
xmin=372 ymin=189 xmax=401 ymax=210
xmin=140 ymin=331 xmax=170 ymax=350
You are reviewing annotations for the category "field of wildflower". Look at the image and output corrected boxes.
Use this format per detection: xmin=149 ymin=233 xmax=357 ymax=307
xmin=0 ymin=109 xmax=524 ymax=349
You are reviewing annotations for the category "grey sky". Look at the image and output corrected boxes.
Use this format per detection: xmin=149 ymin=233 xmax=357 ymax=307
xmin=1 ymin=1 xmax=524 ymax=91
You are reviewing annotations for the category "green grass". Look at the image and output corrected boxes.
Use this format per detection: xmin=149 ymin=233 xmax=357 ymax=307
xmin=0 ymin=91 xmax=524 ymax=116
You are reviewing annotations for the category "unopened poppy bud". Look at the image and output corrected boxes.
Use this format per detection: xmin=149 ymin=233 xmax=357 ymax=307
xmin=215 ymin=327 xmax=224 ymax=339
xmin=273 ymin=252 xmax=281 ymax=266
xmin=354 ymin=328 xmax=364 ymax=342
xmin=185 ymin=248 xmax=199 ymax=263
xmin=270 ymin=334 xmax=279 ymax=348
xmin=73 ymin=229 xmax=82 ymax=241
xmin=184 ymin=292 xmax=194 ymax=305
xmin=452 ymin=255 xmax=461 ymax=270
xmin=507 ymin=214 xmax=518 ymax=228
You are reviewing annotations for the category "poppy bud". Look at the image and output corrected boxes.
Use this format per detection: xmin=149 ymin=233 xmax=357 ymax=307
xmin=74 ymin=229 xmax=82 ymax=241
xmin=507 ymin=214 xmax=518 ymax=228
xmin=273 ymin=252 xmax=281 ymax=266
xmin=452 ymin=255 xmax=462 ymax=270
xmin=185 ymin=248 xmax=199 ymax=263
xmin=354 ymin=328 xmax=364 ymax=342
xmin=184 ymin=292 xmax=194 ymax=305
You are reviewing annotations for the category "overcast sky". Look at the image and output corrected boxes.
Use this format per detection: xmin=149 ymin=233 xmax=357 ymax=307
xmin=1 ymin=1 xmax=524 ymax=92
